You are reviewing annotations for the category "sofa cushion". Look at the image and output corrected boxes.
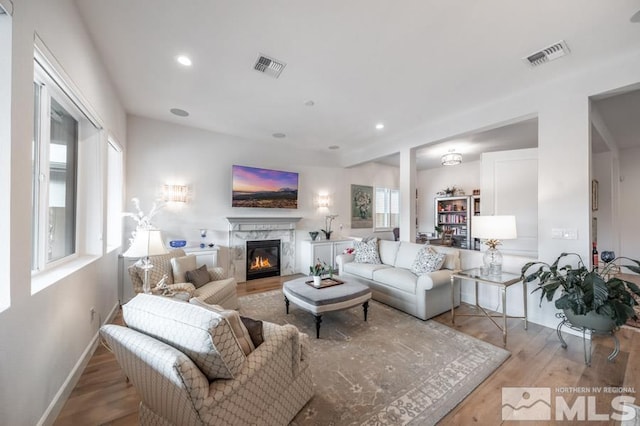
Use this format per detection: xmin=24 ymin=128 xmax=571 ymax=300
xmin=171 ymin=255 xmax=197 ymax=283
xmin=188 ymin=298 xmax=255 ymax=356
xmin=343 ymin=261 xmax=391 ymax=280
xmin=410 ymin=247 xmax=446 ymax=275
xmin=208 ymin=266 xmax=227 ymax=281
xmin=394 ymin=242 xmax=424 ymax=269
xmin=123 ymin=293 xmax=246 ymax=380
xmin=185 ymin=264 xmax=211 ymax=288
xmin=354 ymin=239 xmax=381 ymax=264
xmin=372 ymin=267 xmax=417 ymax=294
xmin=378 ymin=240 xmax=400 ymax=265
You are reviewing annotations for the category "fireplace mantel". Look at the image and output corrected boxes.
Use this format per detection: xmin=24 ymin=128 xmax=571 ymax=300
xmin=226 ymin=217 xmax=301 ymax=282
xmin=226 ymin=217 xmax=302 ymax=231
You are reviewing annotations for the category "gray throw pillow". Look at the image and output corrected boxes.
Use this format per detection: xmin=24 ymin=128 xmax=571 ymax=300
xmin=240 ymin=316 xmax=264 ymax=348
xmin=185 ymin=264 xmax=210 ymax=288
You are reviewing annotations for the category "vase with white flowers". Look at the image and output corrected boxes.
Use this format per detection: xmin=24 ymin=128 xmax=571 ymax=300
xmin=321 ymin=214 xmax=338 ymax=240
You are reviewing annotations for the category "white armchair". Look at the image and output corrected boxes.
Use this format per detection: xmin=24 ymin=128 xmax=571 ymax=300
xmin=127 ymin=249 xmax=238 ymax=309
xmin=101 ymin=294 xmax=314 ymax=425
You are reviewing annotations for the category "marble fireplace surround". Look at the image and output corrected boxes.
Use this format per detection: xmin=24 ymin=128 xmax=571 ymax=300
xmin=226 ymin=217 xmax=302 ymax=283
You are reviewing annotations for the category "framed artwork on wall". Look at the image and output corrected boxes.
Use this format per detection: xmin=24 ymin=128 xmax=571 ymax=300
xmin=351 ymin=184 xmax=373 ymax=228
xmin=591 ymin=179 xmax=598 ymax=211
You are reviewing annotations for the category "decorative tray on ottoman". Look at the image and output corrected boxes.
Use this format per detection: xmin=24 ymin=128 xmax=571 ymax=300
xmin=305 ymin=277 xmax=344 ymax=289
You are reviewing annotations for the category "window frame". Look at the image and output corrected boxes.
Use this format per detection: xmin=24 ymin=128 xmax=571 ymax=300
xmin=106 ymin=137 xmax=123 ymax=252
xmin=32 ymin=64 xmax=84 ymax=271
xmin=374 ymin=187 xmax=400 ymax=230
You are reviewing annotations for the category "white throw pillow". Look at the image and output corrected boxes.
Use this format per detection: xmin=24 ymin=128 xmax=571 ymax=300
xmin=171 ymin=255 xmax=197 ymax=283
xmin=410 ymin=247 xmax=446 ymax=275
xmin=354 ymin=238 xmax=381 ymax=264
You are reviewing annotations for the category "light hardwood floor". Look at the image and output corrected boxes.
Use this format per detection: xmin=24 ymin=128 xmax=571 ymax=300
xmin=54 ymin=276 xmax=640 ymax=425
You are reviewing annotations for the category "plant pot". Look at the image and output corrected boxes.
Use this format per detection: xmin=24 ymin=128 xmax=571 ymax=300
xmin=313 ymin=276 xmax=322 ymax=288
xmin=563 ymin=309 xmax=616 ymax=332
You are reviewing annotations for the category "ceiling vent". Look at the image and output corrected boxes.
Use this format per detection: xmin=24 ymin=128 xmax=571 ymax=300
xmin=253 ymin=54 xmax=286 ymax=78
xmin=523 ymin=40 xmax=570 ymax=67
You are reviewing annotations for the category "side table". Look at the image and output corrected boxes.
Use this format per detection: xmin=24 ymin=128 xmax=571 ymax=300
xmin=451 ymin=268 xmax=527 ymax=346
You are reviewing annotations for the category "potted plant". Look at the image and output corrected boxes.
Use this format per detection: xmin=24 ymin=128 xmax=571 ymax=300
xmin=521 ymin=252 xmax=640 ymax=331
xmin=309 ymin=259 xmax=327 ymax=287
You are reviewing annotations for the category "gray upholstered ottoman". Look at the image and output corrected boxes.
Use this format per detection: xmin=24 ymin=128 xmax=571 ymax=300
xmin=283 ymin=276 xmax=372 ymax=338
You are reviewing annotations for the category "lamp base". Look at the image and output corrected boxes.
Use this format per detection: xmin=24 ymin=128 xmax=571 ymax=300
xmin=483 ymin=247 xmax=503 ymax=276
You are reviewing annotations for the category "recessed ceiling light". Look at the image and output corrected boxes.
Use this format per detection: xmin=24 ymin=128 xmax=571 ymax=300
xmin=170 ymin=108 xmax=189 ymax=117
xmin=375 ymin=123 xmax=385 ymax=130
xmin=272 ymin=133 xmax=286 ymax=138
xmin=328 ymin=145 xmax=340 ymax=150
xmin=304 ymin=100 xmax=315 ymax=107
xmin=176 ymin=55 xmax=192 ymax=66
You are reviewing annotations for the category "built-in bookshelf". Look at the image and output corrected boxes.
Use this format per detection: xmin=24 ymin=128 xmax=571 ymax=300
xmin=434 ymin=196 xmax=480 ymax=250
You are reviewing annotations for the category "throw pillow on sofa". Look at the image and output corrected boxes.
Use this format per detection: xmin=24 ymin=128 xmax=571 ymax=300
xmin=185 ymin=264 xmax=210 ymax=288
xmin=354 ymin=238 xmax=381 ymax=264
xmin=170 ymin=255 xmax=197 ymax=282
xmin=410 ymin=247 xmax=446 ymax=275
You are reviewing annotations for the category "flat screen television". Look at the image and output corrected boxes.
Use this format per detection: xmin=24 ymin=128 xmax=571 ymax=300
xmin=231 ymin=165 xmax=299 ymax=209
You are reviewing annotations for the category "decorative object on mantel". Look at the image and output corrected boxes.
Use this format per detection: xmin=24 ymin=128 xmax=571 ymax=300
xmin=309 ymin=231 xmax=319 ymax=241
xmin=321 ymin=215 xmax=338 ymax=240
xmin=351 ymin=184 xmax=373 ymax=228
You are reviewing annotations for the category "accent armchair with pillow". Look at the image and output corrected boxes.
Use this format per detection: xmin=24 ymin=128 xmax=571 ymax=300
xmin=336 ymin=239 xmax=461 ymax=320
xmin=101 ymin=294 xmax=314 ymax=425
xmin=128 ymin=249 xmax=238 ymax=309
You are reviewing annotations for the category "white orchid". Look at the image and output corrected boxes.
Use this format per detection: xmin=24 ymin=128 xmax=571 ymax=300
xmin=122 ymin=197 xmax=165 ymax=231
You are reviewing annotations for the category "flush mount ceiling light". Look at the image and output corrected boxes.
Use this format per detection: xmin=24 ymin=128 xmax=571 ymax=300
xmin=272 ymin=132 xmax=286 ymax=138
xmin=328 ymin=145 xmax=340 ymax=150
xmin=441 ymin=149 xmax=462 ymax=166
xmin=375 ymin=123 xmax=385 ymax=130
xmin=176 ymin=55 xmax=192 ymax=66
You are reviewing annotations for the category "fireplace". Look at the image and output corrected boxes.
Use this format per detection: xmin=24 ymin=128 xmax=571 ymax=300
xmin=246 ymin=239 xmax=281 ymax=280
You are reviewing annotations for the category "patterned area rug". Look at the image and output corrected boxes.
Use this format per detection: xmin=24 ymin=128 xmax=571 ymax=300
xmin=239 ymin=290 xmax=510 ymax=426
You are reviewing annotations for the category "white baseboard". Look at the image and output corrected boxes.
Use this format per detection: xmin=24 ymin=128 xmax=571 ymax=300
xmin=38 ymin=301 xmax=120 ymax=426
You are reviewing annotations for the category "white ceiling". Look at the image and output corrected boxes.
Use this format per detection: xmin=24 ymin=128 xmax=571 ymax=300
xmin=74 ymin=0 xmax=640 ymax=166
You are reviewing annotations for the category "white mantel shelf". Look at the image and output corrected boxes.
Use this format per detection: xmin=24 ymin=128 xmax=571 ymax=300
xmin=226 ymin=217 xmax=302 ymax=225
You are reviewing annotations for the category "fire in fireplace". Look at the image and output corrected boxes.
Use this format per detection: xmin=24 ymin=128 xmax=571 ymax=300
xmin=246 ymin=239 xmax=281 ymax=280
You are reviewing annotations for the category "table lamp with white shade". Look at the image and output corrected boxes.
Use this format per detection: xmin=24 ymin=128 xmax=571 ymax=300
xmin=122 ymin=228 xmax=169 ymax=293
xmin=471 ymin=215 xmax=517 ymax=275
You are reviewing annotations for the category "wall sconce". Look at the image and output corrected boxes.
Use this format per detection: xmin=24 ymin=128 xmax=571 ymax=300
xmin=317 ymin=194 xmax=331 ymax=208
xmin=162 ymin=184 xmax=189 ymax=203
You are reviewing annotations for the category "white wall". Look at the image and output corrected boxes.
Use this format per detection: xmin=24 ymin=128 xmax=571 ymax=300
xmin=126 ymin=116 xmax=399 ymax=276
xmin=2 ymin=0 xmax=126 ymax=424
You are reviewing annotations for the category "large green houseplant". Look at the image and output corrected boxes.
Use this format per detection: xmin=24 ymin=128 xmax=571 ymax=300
xmin=521 ymin=253 xmax=640 ymax=330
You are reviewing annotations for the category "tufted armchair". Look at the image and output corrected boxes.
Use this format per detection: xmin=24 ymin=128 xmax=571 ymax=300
xmin=128 ymin=249 xmax=238 ymax=309
xmin=101 ymin=294 xmax=314 ymax=425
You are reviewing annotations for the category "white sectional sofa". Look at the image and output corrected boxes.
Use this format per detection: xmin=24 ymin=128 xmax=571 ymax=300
xmin=336 ymin=239 xmax=461 ymax=320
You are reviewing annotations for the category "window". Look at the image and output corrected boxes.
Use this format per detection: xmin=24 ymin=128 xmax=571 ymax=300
xmin=31 ymin=55 xmax=99 ymax=271
xmin=106 ymin=138 xmax=123 ymax=251
xmin=375 ymin=187 xmax=399 ymax=229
